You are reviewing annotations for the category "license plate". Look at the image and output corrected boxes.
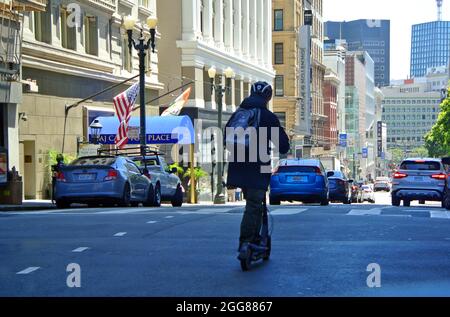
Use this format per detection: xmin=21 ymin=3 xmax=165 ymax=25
xmin=289 ymin=176 xmax=307 ymax=182
xmin=77 ymin=173 xmax=95 ymax=181
xmin=414 ymin=176 xmax=423 ymax=181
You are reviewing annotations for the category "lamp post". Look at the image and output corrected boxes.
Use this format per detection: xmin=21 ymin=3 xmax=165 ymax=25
xmin=208 ymin=66 xmax=235 ymax=205
xmin=123 ymin=15 xmax=158 ymax=156
xmin=90 ymin=119 xmax=103 ymax=145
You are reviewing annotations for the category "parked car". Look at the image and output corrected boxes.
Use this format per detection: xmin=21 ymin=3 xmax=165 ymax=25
xmin=374 ymin=181 xmax=391 ymax=192
xmin=327 ymin=170 xmax=353 ymax=204
xmin=132 ymin=155 xmax=183 ymax=207
xmin=361 ymin=184 xmax=376 ymax=203
xmin=269 ymin=159 xmax=329 ymax=206
xmin=54 ymin=156 xmax=153 ymax=209
xmin=391 ymin=158 xmax=448 ymax=207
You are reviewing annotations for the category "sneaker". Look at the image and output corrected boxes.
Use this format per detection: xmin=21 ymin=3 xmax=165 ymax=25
xmin=237 ymin=242 xmax=250 ymax=260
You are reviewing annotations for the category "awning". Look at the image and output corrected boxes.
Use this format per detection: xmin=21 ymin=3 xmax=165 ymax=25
xmin=89 ymin=115 xmax=195 ymax=145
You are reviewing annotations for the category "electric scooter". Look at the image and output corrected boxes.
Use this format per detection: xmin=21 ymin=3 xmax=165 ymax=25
xmin=238 ymin=199 xmax=272 ymax=271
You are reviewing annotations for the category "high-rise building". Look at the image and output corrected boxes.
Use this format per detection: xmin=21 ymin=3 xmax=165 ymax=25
xmin=410 ymin=21 xmax=450 ymax=78
xmin=325 ymin=19 xmax=390 ymax=87
xmin=323 ymin=70 xmax=339 ymax=152
xmin=410 ymin=1 xmax=450 ymax=78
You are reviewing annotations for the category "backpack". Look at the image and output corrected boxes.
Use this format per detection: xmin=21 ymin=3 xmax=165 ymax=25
xmin=225 ymin=107 xmax=261 ymax=147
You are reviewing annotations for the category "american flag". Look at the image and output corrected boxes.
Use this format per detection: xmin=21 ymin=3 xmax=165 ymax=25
xmin=114 ymin=82 xmax=140 ymax=149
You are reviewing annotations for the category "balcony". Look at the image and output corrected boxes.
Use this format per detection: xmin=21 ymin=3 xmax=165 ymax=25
xmin=80 ymin=0 xmax=116 ymax=14
xmin=5 ymin=0 xmax=47 ymax=12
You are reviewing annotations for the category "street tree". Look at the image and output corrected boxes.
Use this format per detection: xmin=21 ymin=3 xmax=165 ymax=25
xmin=425 ymin=87 xmax=450 ymax=157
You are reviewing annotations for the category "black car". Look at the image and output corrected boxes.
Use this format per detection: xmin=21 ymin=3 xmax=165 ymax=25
xmin=327 ymin=170 xmax=353 ymax=204
xmin=443 ymin=157 xmax=450 ymax=210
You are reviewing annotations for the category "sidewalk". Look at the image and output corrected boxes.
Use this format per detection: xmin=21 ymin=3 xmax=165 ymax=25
xmin=0 ymin=200 xmax=55 ymax=212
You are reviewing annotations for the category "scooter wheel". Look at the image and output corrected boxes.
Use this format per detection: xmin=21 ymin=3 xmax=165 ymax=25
xmin=263 ymin=237 xmax=271 ymax=261
xmin=240 ymin=248 xmax=252 ymax=272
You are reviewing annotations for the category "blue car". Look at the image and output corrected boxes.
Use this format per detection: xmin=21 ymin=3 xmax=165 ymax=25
xmin=269 ymin=159 xmax=329 ymax=206
xmin=327 ymin=170 xmax=353 ymax=204
xmin=54 ymin=156 xmax=153 ymax=209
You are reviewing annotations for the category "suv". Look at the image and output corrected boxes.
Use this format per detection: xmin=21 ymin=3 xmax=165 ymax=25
xmin=391 ymin=158 xmax=448 ymax=207
xmin=443 ymin=157 xmax=450 ymax=210
xmin=270 ymin=159 xmax=329 ymax=206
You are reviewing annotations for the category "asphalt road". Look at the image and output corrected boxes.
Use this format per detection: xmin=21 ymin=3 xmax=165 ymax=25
xmin=1 ymin=192 xmax=450 ymax=297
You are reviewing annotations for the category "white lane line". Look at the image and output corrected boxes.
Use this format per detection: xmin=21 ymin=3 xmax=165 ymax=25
xmin=165 ymin=216 xmax=174 ymax=219
xmin=97 ymin=209 xmax=141 ymax=214
xmin=430 ymin=211 xmax=450 ymax=219
xmin=16 ymin=267 xmax=40 ymax=275
xmin=347 ymin=208 xmax=383 ymax=216
xmin=177 ymin=208 xmax=235 ymax=215
xmin=114 ymin=232 xmax=127 ymax=237
xmin=72 ymin=247 xmax=89 ymax=253
xmin=270 ymin=208 xmax=307 ymax=216
xmin=147 ymin=221 xmax=158 ymax=224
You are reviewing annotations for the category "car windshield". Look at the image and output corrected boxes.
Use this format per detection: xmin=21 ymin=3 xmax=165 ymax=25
xmin=362 ymin=185 xmax=371 ymax=190
xmin=400 ymin=161 xmax=441 ymax=171
xmin=133 ymin=158 xmax=160 ymax=171
xmin=70 ymin=157 xmax=116 ymax=166
xmin=278 ymin=166 xmax=318 ymax=173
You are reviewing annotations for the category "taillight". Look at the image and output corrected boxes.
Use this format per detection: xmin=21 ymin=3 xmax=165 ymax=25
xmin=314 ymin=167 xmax=322 ymax=175
xmin=56 ymin=172 xmax=66 ymax=182
xmin=393 ymin=172 xmax=408 ymax=179
xmin=104 ymin=169 xmax=118 ymax=181
xmin=431 ymin=173 xmax=447 ymax=180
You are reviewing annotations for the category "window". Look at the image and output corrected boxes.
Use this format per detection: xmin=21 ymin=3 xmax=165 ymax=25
xmin=274 ymin=9 xmax=283 ymax=31
xmin=34 ymin=4 xmax=52 ymax=44
xmin=84 ymin=15 xmax=98 ymax=56
xmin=274 ymin=75 xmax=284 ymax=96
xmin=60 ymin=6 xmax=76 ymax=50
xmin=274 ymin=43 xmax=284 ymax=64
xmin=122 ymin=36 xmax=132 ymax=72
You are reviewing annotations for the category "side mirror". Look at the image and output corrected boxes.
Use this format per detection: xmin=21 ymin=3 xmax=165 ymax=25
xmin=327 ymin=171 xmax=335 ymax=178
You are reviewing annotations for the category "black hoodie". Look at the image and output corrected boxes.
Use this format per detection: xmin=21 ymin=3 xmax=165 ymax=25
xmin=225 ymin=94 xmax=290 ymax=191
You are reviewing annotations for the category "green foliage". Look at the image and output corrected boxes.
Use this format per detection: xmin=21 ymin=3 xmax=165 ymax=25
xmin=389 ymin=148 xmax=404 ymax=166
xmin=168 ymin=163 xmax=184 ymax=176
xmin=409 ymin=147 xmax=429 ymax=158
xmin=425 ymin=88 xmax=450 ymax=157
xmin=183 ymin=167 xmax=208 ymax=180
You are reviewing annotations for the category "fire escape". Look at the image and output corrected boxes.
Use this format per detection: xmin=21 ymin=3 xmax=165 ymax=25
xmin=0 ymin=0 xmax=46 ymax=86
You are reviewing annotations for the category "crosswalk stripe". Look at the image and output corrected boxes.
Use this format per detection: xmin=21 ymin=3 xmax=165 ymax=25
xmin=430 ymin=211 xmax=450 ymax=219
xmin=270 ymin=208 xmax=307 ymax=216
xmin=347 ymin=208 xmax=383 ymax=216
xmin=114 ymin=232 xmax=127 ymax=237
xmin=17 ymin=267 xmax=40 ymax=275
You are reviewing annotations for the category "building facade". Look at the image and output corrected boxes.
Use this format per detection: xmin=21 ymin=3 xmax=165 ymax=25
xmin=1 ymin=1 xmax=47 ymax=181
xmin=381 ymin=79 xmax=443 ymax=151
xmin=325 ymin=19 xmax=390 ymax=87
xmin=18 ymin=0 xmax=162 ymax=199
xmin=410 ymin=21 xmax=450 ymax=78
xmin=323 ymin=69 xmax=339 ymax=153
xmin=272 ymin=0 xmax=325 ymax=158
xmin=157 ymin=0 xmax=274 ymax=201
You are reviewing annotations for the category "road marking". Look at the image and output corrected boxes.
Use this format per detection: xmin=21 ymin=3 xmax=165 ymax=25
xmin=147 ymin=221 xmax=158 ymax=224
xmin=165 ymin=216 xmax=174 ymax=219
xmin=270 ymin=208 xmax=307 ymax=216
xmin=347 ymin=208 xmax=383 ymax=216
xmin=72 ymin=247 xmax=89 ymax=253
xmin=114 ymin=232 xmax=127 ymax=237
xmin=17 ymin=267 xmax=40 ymax=275
xmin=430 ymin=211 xmax=450 ymax=219
xmin=97 ymin=209 xmax=141 ymax=214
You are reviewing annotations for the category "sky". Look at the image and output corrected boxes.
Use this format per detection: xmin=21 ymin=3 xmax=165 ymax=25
xmin=323 ymin=0 xmax=450 ymax=81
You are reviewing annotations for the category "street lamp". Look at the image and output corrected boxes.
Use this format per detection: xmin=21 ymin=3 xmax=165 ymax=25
xmin=90 ymin=119 xmax=103 ymax=145
xmin=123 ymin=14 xmax=158 ymax=156
xmin=208 ymin=66 xmax=235 ymax=204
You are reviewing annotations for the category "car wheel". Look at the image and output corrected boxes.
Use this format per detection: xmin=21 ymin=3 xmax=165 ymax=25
xmin=403 ymin=200 xmax=411 ymax=207
xmin=143 ymin=185 xmax=155 ymax=207
xmin=392 ymin=195 xmax=400 ymax=207
xmin=419 ymin=200 xmax=426 ymax=205
xmin=269 ymin=197 xmax=281 ymax=205
xmin=119 ymin=183 xmax=131 ymax=207
xmin=56 ymin=200 xmax=69 ymax=209
xmin=131 ymin=202 xmax=139 ymax=207
xmin=445 ymin=196 xmax=450 ymax=210
xmin=320 ymin=199 xmax=329 ymax=206
xmin=153 ymin=183 xmax=161 ymax=207
xmin=171 ymin=185 xmax=183 ymax=207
